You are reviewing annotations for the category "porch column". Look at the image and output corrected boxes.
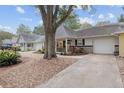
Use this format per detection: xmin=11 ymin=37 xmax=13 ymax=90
xmin=23 ymin=43 xmax=25 ymax=51
xmin=55 ymin=40 xmax=57 ymax=53
xmin=65 ymin=38 xmax=68 ymax=54
xmin=24 ymin=43 xmax=27 ymax=51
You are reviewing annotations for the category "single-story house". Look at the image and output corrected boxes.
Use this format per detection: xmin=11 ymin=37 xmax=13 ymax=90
xmin=54 ymin=23 xmax=122 ymax=54
xmin=17 ymin=33 xmax=44 ymax=51
xmin=2 ymin=37 xmax=18 ymax=46
xmin=4 ymin=23 xmax=124 ymax=55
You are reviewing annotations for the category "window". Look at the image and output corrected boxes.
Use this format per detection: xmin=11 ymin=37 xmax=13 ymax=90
xmin=27 ymin=43 xmax=33 ymax=47
xmin=67 ymin=40 xmax=71 ymax=44
xmin=63 ymin=41 xmax=65 ymax=48
xmin=82 ymin=39 xmax=85 ymax=45
xmin=75 ymin=39 xmax=77 ymax=46
xmin=77 ymin=39 xmax=82 ymax=46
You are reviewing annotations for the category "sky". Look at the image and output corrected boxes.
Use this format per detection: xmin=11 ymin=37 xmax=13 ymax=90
xmin=0 ymin=5 xmax=123 ymax=34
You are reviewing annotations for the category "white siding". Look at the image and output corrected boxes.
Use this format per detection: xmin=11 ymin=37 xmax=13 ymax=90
xmin=33 ymin=42 xmax=44 ymax=51
xmin=77 ymin=39 xmax=82 ymax=46
xmin=115 ymin=37 xmax=119 ymax=45
xmin=18 ymin=36 xmax=26 ymax=51
xmin=85 ymin=38 xmax=93 ymax=45
xmin=70 ymin=39 xmax=75 ymax=46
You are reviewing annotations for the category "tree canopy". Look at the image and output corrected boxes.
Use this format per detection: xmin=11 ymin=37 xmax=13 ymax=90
xmin=0 ymin=31 xmax=14 ymax=45
xmin=16 ymin=24 xmax=31 ymax=35
xmin=33 ymin=25 xmax=44 ymax=35
xmin=80 ymin=22 xmax=93 ymax=29
xmin=95 ymin=21 xmax=111 ymax=26
xmin=64 ymin=12 xmax=81 ymax=30
xmin=118 ymin=14 xmax=124 ymax=22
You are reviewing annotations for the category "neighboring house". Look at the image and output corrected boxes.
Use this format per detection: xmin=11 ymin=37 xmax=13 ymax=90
xmin=17 ymin=33 xmax=44 ymax=51
xmin=114 ymin=31 xmax=124 ymax=57
xmin=2 ymin=37 xmax=18 ymax=46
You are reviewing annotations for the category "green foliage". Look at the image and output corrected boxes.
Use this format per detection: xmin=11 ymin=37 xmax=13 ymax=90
xmin=33 ymin=25 xmax=45 ymax=35
xmin=12 ymin=46 xmax=21 ymax=51
xmin=96 ymin=21 xmax=111 ymax=26
xmin=0 ymin=31 xmax=14 ymax=45
xmin=80 ymin=22 xmax=93 ymax=29
xmin=16 ymin=24 xmax=31 ymax=35
xmin=0 ymin=51 xmax=21 ymax=67
xmin=37 ymin=49 xmax=44 ymax=54
xmin=27 ymin=48 xmax=32 ymax=51
xmin=64 ymin=13 xmax=81 ymax=30
xmin=118 ymin=14 xmax=124 ymax=22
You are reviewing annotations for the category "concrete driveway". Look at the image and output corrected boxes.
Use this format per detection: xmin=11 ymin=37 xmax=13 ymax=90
xmin=37 ymin=54 xmax=123 ymax=88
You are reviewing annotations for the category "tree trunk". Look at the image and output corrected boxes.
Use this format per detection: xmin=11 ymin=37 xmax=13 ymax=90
xmin=43 ymin=28 xmax=57 ymax=59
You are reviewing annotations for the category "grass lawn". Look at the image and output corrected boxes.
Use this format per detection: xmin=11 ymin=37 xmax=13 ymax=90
xmin=0 ymin=52 xmax=78 ymax=88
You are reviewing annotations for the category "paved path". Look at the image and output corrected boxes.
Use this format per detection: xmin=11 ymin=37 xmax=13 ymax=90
xmin=37 ymin=54 xmax=123 ymax=88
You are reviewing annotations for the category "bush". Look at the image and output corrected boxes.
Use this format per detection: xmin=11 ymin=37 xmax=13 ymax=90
xmin=37 ymin=49 xmax=44 ymax=54
xmin=12 ymin=46 xmax=21 ymax=51
xmin=27 ymin=48 xmax=32 ymax=51
xmin=0 ymin=51 xmax=21 ymax=67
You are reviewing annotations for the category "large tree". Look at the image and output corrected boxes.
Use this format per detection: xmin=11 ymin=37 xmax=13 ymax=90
xmin=16 ymin=24 xmax=31 ymax=35
xmin=38 ymin=5 xmax=92 ymax=59
xmin=96 ymin=21 xmax=110 ymax=26
xmin=80 ymin=22 xmax=93 ymax=29
xmin=33 ymin=25 xmax=44 ymax=35
xmin=64 ymin=13 xmax=81 ymax=30
xmin=0 ymin=31 xmax=14 ymax=45
xmin=118 ymin=14 xmax=124 ymax=22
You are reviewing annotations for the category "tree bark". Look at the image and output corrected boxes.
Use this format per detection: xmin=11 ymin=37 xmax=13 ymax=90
xmin=43 ymin=28 xmax=57 ymax=59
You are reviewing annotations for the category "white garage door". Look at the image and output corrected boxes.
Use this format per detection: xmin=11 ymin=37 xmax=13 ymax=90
xmin=93 ymin=37 xmax=115 ymax=54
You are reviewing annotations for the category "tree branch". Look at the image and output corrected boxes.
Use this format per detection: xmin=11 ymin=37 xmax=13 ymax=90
xmin=55 ymin=5 xmax=74 ymax=29
xmin=37 ymin=5 xmax=47 ymax=25
xmin=47 ymin=5 xmax=54 ymax=30
xmin=53 ymin=5 xmax=59 ymax=23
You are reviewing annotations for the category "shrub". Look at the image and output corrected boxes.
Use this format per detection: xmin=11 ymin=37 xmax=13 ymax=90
xmin=27 ymin=48 xmax=32 ymax=51
xmin=12 ymin=46 xmax=21 ymax=51
xmin=0 ymin=51 xmax=21 ymax=67
xmin=37 ymin=49 xmax=44 ymax=54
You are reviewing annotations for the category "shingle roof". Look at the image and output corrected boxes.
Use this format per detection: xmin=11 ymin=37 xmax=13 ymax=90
xmin=75 ymin=23 xmax=124 ymax=38
xmin=2 ymin=37 xmax=17 ymax=45
xmin=55 ymin=25 xmax=76 ymax=39
xmin=19 ymin=33 xmax=44 ymax=43
xmin=19 ymin=23 xmax=124 ymax=43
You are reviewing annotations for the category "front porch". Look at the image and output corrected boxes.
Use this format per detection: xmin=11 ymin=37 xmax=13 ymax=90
xmin=56 ymin=38 xmax=92 ymax=55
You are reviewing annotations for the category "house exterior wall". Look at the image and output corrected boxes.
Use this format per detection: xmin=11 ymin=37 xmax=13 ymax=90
xmin=83 ymin=38 xmax=93 ymax=53
xmin=33 ymin=42 xmax=44 ymax=51
xmin=82 ymin=36 xmax=118 ymax=54
xmin=119 ymin=33 xmax=124 ymax=57
xmin=114 ymin=37 xmax=119 ymax=52
xmin=85 ymin=38 xmax=93 ymax=45
xmin=18 ymin=36 xmax=26 ymax=51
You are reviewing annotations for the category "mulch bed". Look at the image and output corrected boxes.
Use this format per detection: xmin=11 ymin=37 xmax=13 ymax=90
xmin=0 ymin=56 xmax=77 ymax=88
xmin=0 ymin=57 xmax=30 ymax=72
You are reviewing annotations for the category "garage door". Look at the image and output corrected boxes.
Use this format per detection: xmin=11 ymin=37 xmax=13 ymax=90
xmin=93 ymin=37 xmax=115 ymax=54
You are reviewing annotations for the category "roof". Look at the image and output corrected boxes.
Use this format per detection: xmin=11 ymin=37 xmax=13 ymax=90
xmin=18 ymin=23 xmax=124 ymax=43
xmin=55 ymin=25 xmax=76 ymax=39
xmin=75 ymin=23 xmax=124 ymax=38
xmin=2 ymin=37 xmax=17 ymax=45
xmin=19 ymin=33 xmax=44 ymax=43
